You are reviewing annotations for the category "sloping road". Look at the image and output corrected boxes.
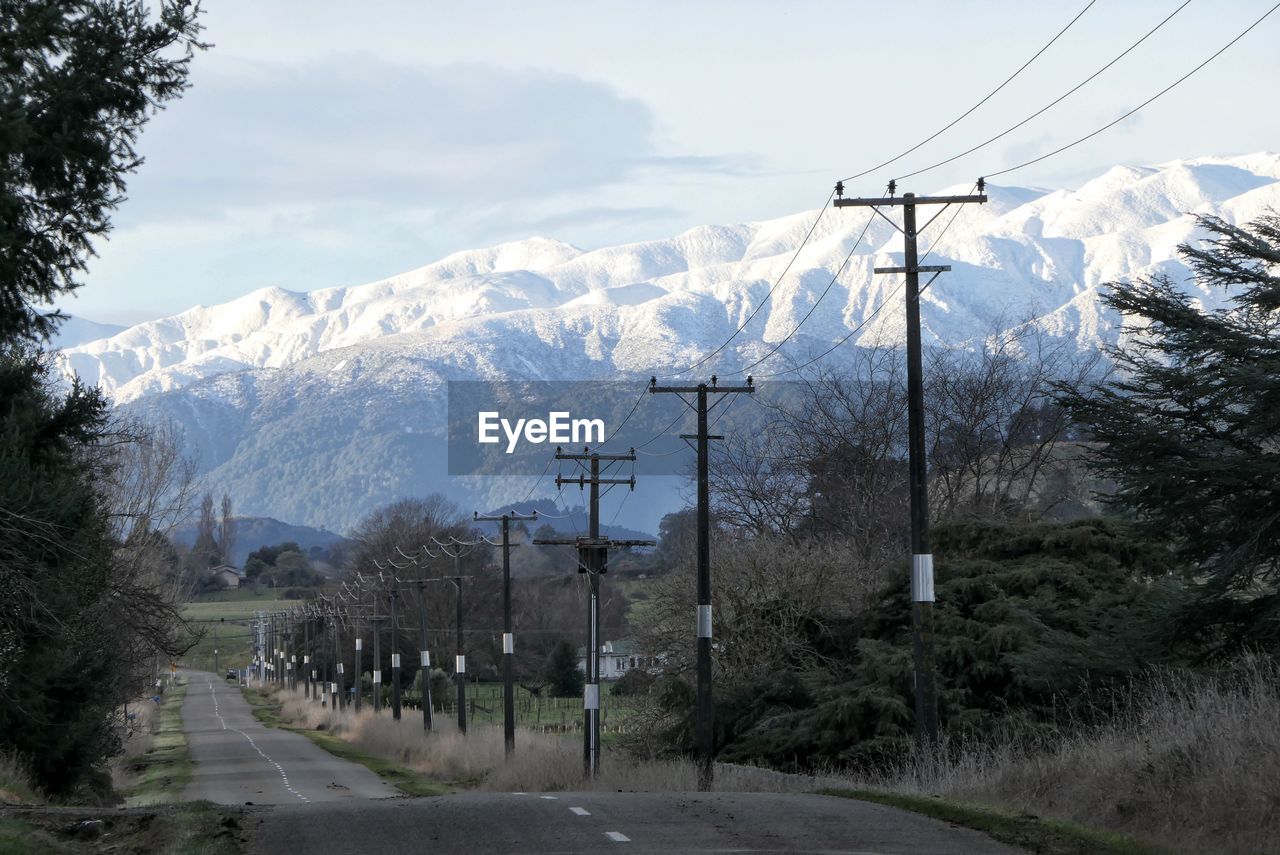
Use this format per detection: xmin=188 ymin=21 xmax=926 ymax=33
xmin=180 ymin=669 xmax=398 ymax=805
xmin=180 ymin=670 xmax=1018 ymax=852
xmin=248 ymin=791 xmax=1022 ymax=854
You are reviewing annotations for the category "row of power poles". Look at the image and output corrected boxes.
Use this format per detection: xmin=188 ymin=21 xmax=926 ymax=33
xmin=534 ymin=448 xmax=653 ymax=777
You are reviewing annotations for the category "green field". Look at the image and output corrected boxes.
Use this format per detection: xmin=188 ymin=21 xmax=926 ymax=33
xmin=381 ymin=680 xmax=642 ymax=732
xmin=179 ymin=592 xmax=290 ymax=672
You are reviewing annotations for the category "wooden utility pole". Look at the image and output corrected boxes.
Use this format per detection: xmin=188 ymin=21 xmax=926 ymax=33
xmin=389 ymin=582 xmax=402 ymax=720
xmin=474 ymin=510 xmax=539 ymax=757
xmin=535 ymin=448 xmax=652 ymax=779
xmin=832 ymin=181 xmax=986 ymax=748
xmin=423 ymin=540 xmax=480 ymax=734
xmin=648 ymin=376 xmax=754 ymax=791
xmin=407 ymin=557 xmax=435 ymax=732
xmin=302 ymin=611 xmax=310 ymax=699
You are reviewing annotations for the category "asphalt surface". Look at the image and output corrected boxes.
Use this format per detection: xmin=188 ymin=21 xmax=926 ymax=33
xmin=179 ymin=671 xmax=1018 ymax=852
xmin=180 ymin=669 xmax=398 ymax=805
xmin=248 ymin=791 xmax=1022 ymax=854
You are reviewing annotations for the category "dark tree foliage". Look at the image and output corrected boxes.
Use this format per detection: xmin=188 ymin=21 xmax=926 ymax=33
xmin=1060 ymin=212 xmax=1280 ymax=650
xmin=544 ymin=639 xmax=584 ymax=698
xmin=0 ymin=349 xmax=119 ymax=795
xmin=0 ymin=0 xmax=204 ymax=342
xmin=707 ymin=519 xmax=1178 ymax=771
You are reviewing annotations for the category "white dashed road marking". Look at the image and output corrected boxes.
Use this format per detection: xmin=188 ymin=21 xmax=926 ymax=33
xmin=605 ymin=831 xmax=631 ymax=842
xmin=205 ymin=679 xmax=309 ymax=803
xmin=569 ymin=806 xmax=590 ymax=816
xmin=540 ymin=795 xmax=558 ymax=800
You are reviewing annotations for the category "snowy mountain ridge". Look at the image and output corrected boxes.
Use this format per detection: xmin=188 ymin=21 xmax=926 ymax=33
xmin=59 ymin=153 xmax=1280 ymax=533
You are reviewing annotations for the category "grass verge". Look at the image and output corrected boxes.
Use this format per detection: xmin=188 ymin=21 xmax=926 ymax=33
xmin=819 ymin=789 xmax=1169 ymax=855
xmin=124 ymin=678 xmax=192 ymax=806
xmin=0 ymin=802 xmax=245 ymax=854
xmin=241 ymin=686 xmax=449 ymax=797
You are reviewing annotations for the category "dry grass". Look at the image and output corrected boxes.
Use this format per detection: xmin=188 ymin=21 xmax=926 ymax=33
xmin=267 ymin=687 xmax=845 ymax=793
xmin=854 ymin=656 xmax=1280 ymax=855
xmin=108 ymin=699 xmax=160 ymax=794
xmin=0 ymin=753 xmax=42 ymax=805
xmin=263 ymin=658 xmax=1280 ymax=853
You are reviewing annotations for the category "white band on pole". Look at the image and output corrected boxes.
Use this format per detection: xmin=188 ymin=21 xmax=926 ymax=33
xmin=373 ymin=670 xmax=381 ymax=683
xmin=291 ymin=655 xmax=296 ymax=662
xmin=912 ymin=553 xmax=935 ymax=602
xmin=584 ymin=683 xmax=600 ymax=710
xmin=456 ymin=655 xmax=466 ymax=674
xmin=330 ymin=682 xmax=337 ymax=694
xmin=303 ymin=655 xmax=309 ymax=664
xmin=697 ymin=604 xmax=712 ymax=639
xmin=287 ymin=662 xmax=292 ymax=671
xmin=337 ymin=663 xmax=344 ymax=674
xmin=420 ymin=650 xmax=430 ymax=667
xmin=355 ymin=638 xmax=362 ymax=651
xmin=392 ymin=653 xmax=401 ymax=668
xmin=310 ymin=670 xmax=316 ymax=679
xmin=503 ymin=632 xmax=514 ymax=654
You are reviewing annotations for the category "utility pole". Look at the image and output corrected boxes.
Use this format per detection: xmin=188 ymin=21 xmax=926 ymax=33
xmin=411 ymin=559 xmax=434 ymax=731
xmin=833 ymin=180 xmax=986 ymax=749
xmin=342 ymin=582 xmax=367 ymax=711
xmin=535 ymin=448 xmax=652 ymax=779
xmin=354 ymin=631 xmax=363 ymax=711
xmin=425 ymin=539 xmax=480 ymax=734
xmin=649 ymin=375 xmax=755 ymax=790
xmin=386 ymin=580 xmax=402 ymax=720
xmin=475 ymin=510 xmax=538 ymax=757
xmin=452 ymin=572 xmax=466 ymax=733
xmin=336 ymin=605 xmax=347 ymax=710
xmin=213 ymin=621 xmax=219 ymax=675
xmin=303 ymin=611 xmax=311 ymax=699
xmin=372 ymin=611 xmax=382 ymax=712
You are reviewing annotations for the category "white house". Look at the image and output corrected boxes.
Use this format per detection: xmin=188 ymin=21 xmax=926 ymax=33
xmin=207 ymin=564 xmax=241 ymax=589
xmin=576 ymin=639 xmax=661 ymax=681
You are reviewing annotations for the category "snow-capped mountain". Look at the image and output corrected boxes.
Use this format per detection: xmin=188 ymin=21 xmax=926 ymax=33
xmin=60 ymin=153 xmax=1280 ymax=535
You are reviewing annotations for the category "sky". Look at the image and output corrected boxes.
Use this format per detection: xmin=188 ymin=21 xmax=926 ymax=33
xmin=69 ymin=0 xmax=1280 ymax=326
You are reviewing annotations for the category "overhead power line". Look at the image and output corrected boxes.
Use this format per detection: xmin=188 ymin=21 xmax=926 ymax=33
xmin=987 ymin=0 xmax=1280 ymax=179
xmin=664 ymin=188 xmax=836 ymax=378
xmin=756 ymin=186 xmax=976 ymax=379
xmin=726 ymin=207 xmax=878 ymax=377
xmin=841 ymin=0 xmax=1099 ymax=184
xmin=894 ymin=0 xmax=1193 ymax=183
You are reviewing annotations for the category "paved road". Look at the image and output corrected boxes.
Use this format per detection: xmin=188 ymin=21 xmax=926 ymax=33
xmin=180 ymin=669 xmax=398 ymax=805
xmin=248 ymin=791 xmax=1022 ymax=854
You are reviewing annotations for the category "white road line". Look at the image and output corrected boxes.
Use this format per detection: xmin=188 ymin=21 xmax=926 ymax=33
xmin=605 ymin=831 xmax=631 ymax=842
xmin=540 ymin=795 xmax=558 ymax=800
xmin=569 ymin=806 xmax=590 ymax=816
xmin=205 ymin=678 xmax=309 ymax=803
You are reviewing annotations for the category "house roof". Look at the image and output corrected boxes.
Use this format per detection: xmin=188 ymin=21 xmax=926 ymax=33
xmin=577 ymin=638 xmax=640 ymax=657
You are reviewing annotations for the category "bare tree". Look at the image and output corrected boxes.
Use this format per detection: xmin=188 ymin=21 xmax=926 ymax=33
xmin=925 ymin=326 xmax=1100 ymax=522
xmin=91 ymin=415 xmax=201 ymax=710
xmin=635 ymin=535 xmax=881 ymax=685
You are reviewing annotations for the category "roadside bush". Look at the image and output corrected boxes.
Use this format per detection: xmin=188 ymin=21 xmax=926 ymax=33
xmin=611 ymin=669 xmax=656 ymax=697
xmin=711 ymin=518 xmax=1183 ymax=770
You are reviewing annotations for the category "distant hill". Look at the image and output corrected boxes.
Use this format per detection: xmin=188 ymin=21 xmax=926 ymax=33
xmin=49 ymin=316 xmax=126 ymax=349
xmin=60 ymin=154 xmax=1280 ymax=536
xmin=479 ymin=499 xmax=656 ymax=544
xmin=171 ymin=515 xmax=351 ymax=567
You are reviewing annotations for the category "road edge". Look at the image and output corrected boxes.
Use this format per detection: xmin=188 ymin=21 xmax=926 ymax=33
xmin=239 ymin=686 xmax=450 ymax=798
xmin=816 ymin=788 xmax=1170 ymax=855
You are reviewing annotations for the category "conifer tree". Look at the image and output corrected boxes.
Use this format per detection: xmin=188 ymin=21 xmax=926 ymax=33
xmin=0 ymin=1 xmax=204 ymax=342
xmin=1060 ymin=212 xmax=1280 ymax=648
